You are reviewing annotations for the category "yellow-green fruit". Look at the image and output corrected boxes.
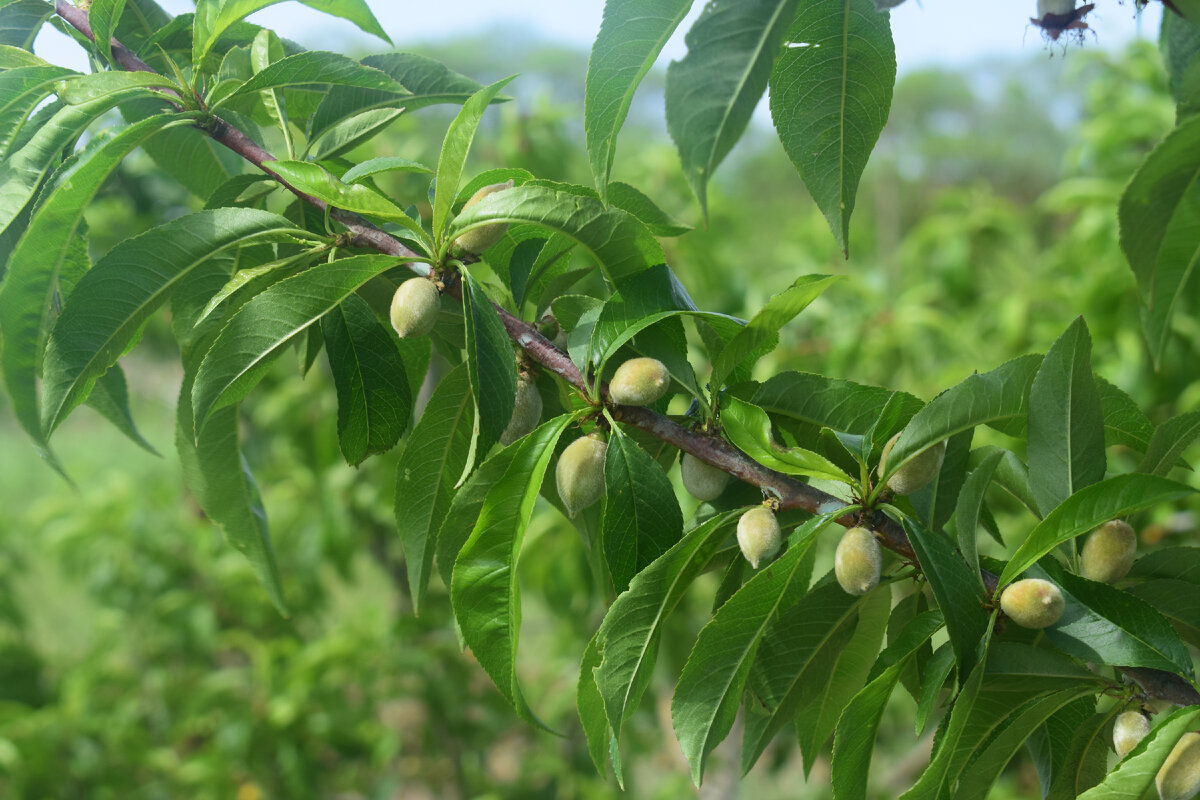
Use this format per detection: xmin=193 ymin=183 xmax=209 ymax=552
xmin=555 ymin=434 xmax=606 ymax=518
xmin=835 ymin=527 xmax=882 ymax=596
xmin=499 ymin=378 xmax=543 ymax=446
xmin=389 ymin=278 xmax=440 ymax=338
xmin=1113 ymin=711 xmax=1151 ymax=759
xmin=1000 ymin=578 xmax=1065 ymax=629
xmin=878 ymin=433 xmax=947 ymax=495
xmin=1157 ymin=732 xmax=1200 ymax=800
xmin=737 ymin=507 xmax=780 ymax=569
xmin=608 ymin=357 xmax=670 ymax=406
xmin=681 ymin=453 xmax=729 ymax=501
xmin=453 ymin=180 xmax=513 ymax=254
xmin=1080 ymin=519 xmax=1137 ymax=584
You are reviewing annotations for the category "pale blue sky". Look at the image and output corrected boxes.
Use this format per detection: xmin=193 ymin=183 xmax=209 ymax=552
xmin=36 ymin=1 xmax=1162 ymax=74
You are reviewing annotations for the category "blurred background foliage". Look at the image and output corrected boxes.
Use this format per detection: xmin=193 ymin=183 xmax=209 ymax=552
xmin=1 ymin=27 xmax=1198 ymax=799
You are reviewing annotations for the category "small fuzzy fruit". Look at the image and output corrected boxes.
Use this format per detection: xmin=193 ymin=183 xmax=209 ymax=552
xmin=555 ymin=434 xmax=607 ymax=518
xmin=500 ymin=378 xmax=543 ymax=446
xmin=608 ymin=357 xmax=670 ymax=406
xmin=878 ymin=433 xmax=947 ymax=495
xmin=453 ymin=180 xmax=513 ymax=254
xmin=1113 ymin=711 xmax=1151 ymax=759
xmin=737 ymin=507 xmax=781 ymax=569
xmin=1000 ymin=578 xmax=1065 ymax=629
xmin=1080 ymin=520 xmax=1137 ymax=584
xmin=835 ymin=527 xmax=883 ymax=596
xmin=1157 ymin=732 xmax=1200 ymax=800
xmin=389 ymin=278 xmax=440 ymax=338
xmin=681 ymin=453 xmax=729 ymax=502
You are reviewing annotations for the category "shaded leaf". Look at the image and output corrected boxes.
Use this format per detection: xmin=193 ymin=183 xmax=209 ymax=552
xmin=1077 ymin=707 xmax=1200 ymax=800
xmin=461 ymin=270 xmax=518 ymax=465
xmin=1138 ymin=410 xmax=1200 ymax=476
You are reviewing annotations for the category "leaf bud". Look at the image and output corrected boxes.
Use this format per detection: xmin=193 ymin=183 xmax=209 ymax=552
xmin=1113 ymin=710 xmax=1151 ymax=759
xmin=555 ymin=433 xmax=606 ymax=518
xmin=835 ymin=526 xmax=882 ymax=596
xmin=737 ymin=506 xmax=780 ymax=569
xmin=1157 ymin=731 xmax=1200 ymax=800
xmin=389 ymin=277 xmax=440 ymax=338
xmin=608 ymin=357 xmax=670 ymax=406
xmin=499 ymin=377 xmax=543 ymax=446
xmin=878 ymin=432 xmax=946 ymax=495
xmin=1080 ymin=519 xmax=1136 ymax=584
xmin=681 ymin=453 xmax=729 ymax=502
xmin=999 ymin=578 xmax=1065 ymax=629
xmin=453 ymin=180 xmax=514 ymax=254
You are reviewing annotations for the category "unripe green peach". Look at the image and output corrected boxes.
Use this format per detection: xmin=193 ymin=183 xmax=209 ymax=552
xmin=999 ymin=578 xmax=1065 ymax=629
xmin=835 ymin=527 xmax=882 ymax=596
xmin=555 ymin=433 xmax=606 ymax=518
xmin=878 ymin=433 xmax=947 ymax=495
xmin=737 ymin=506 xmax=780 ymax=569
xmin=1080 ymin=519 xmax=1137 ymax=584
xmin=389 ymin=277 xmax=440 ymax=338
xmin=608 ymin=357 xmax=670 ymax=406
xmin=453 ymin=180 xmax=513 ymax=254
xmin=681 ymin=453 xmax=729 ymax=502
xmin=1157 ymin=732 xmax=1200 ymax=800
xmin=499 ymin=378 xmax=542 ymax=446
xmin=1113 ymin=711 xmax=1151 ymax=759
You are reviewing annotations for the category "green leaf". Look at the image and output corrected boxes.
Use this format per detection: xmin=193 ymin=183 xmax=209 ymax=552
xmin=793 ymin=582 xmax=892 ymax=774
xmin=0 ymin=65 xmax=75 ymax=160
xmin=769 ymin=0 xmax=896 ymax=253
xmin=223 ymin=51 xmax=406 ymax=100
xmin=954 ymin=450 xmax=1004 ymax=587
xmin=3 ymin=113 xmax=188 ymax=456
xmin=85 ymin=365 xmax=158 ymax=456
xmin=0 ymin=43 xmax=50 ymax=67
xmin=882 ymin=354 xmax=1042 ymax=487
xmin=263 ymin=159 xmax=430 ymax=244
xmin=914 ymin=644 xmax=954 ymax=736
xmin=1076 ymin=707 xmax=1200 ymax=800
xmin=1129 ymin=546 xmax=1200 ymax=584
xmin=307 ymin=52 xmax=488 ymax=143
xmin=194 ymin=0 xmax=389 ymax=67
xmin=321 ymin=293 xmax=410 ymax=465
xmin=0 ymin=0 xmax=52 ymax=49
xmin=1128 ymin=579 xmax=1200 ymax=648
xmin=177 ymin=360 xmax=287 ymax=615
xmin=901 ymin=516 xmax=990 ymax=675
xmin=829 ymin=606 xmax=944 ymax=800
xmin=753 ymin=371 xmax=923 ymax=436
xmin=40 ymin=208 xmax=305 ymax=437
xmin=593 ymin=511 xmax=740 ymax=748
xmin=585 ymin=0 xmax=694 ymax=199
xmin=435 ymin=437 xmax=519 ymax=593
xmin=446 ymin=182 xmax=663 ymax=284
xmin=672 ymin=513 xmax=832 ymax=784
xmin=450 ymin=415 xmax=573 ymax=725
xmin=191 ymin=254 xmax=398 ymax=428
xmin=123 ymin=101 xmax=245 ymax=200
xmin=1044 ymin=703 xmax=1121 ymax=800
xmin=577 ymin=633 xmax=614 ymax=780
xmin=394 ymin=363 xmax=473 ymax=612
xmin=601 ymin=426 xmax=684 ymax=594
xmin=57 ymin=70 xmax=178 ymax=105
xmin=341 ymin=156 xmax=433 ymax=184
xmin=432 ymin=76 xmax=515 ymax=243
xmin=711 ymin=274 xmax=839 ymax=390
xmin=1036 ymin=560 xmax=1196 ymax=679
xmin=983 ymin=642 xmax=1105 ymax=691
xmin=461 ymin=270 xmax=518 ymax=465
xmin=721 ymin=395 xmax=853 ymax=483
xmin=605 ymin=181 xmax=691 ymax=237
xmin=1119 ymin=113 xmax=1200 ymax=366
xmin=1138 ymin=410 xmax=1200 ymax=476
xmin=88 ymin=0 xmax=126 ymax=64
xmin=909 ymin=427 xmax=973 ymax=532
xmin=1096 ymin=375 xmax=1155 ymax=454
xmin=665 ymin=0 xmax=800 ymax=217
xmin=249 ymin=28 xmax=293 ymax=159
xmin=1027 ymin=318 xmax=1106 ymax=517
xmin=998 ymin=474 xmax=1196 ymax=587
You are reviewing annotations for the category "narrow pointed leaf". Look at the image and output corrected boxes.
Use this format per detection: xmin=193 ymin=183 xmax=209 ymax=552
xmin=753 ymin=371 xmax=923 ymax=435
xmin=1138 ymin=410 xmax=1200 ymax=476
xmin=954 ymin=450 xmax=1004 ymax=586
xmin=1096 ymin=375 xmax=1154 ymax=454
xmin=578 ymin=633 xmax=613 ymax=779
xmin=605 ymin=181 xmax=691 ymax=236
xmin=0 ymin=0 xmax=53 ymax=49
xmin=722 ymin=395 xmax=853 ymax=483
xmin=435 ymin=437 xmax=520 ymax=593
xmin=87 ymin=0 xmax=126 ymax=64
xmin=585 ymin=0 xmax=694 ymax=198
xmin=665 ymin=0 xmax=800 ymax=216
xmin=1077 ymin=707 xmax=1200 ymax=800
xmin=999 ymin=474 xmax=1195 ymax=587
xmin=86 ymin=365 xmax=159 ymax=456
xmin=191 ymin=254 xmax=397 ymax=428
xmin=41 ymin=208 xmax=305 ymax=437
xmin=769 ymin=0 xmax=896 ymax=253
xmin=0 ymin=65 xmax=75 ymax=160
xmin=450 ymin=415 xmax=573 ymax=726
xmin=461 ymin=270 xmax=518 ymax=463
xmin=226 ymin=51 xmax=407 ymax=100
xmin=195 ymin=0 xmax=388 ymax=66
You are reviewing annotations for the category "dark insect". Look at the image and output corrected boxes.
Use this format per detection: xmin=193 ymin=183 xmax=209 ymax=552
xmin=1031 ymin=2 xmax=1096 ymax=42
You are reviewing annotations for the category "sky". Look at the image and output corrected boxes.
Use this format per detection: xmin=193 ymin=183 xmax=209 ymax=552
xmin=36 ymin=1 xmax=1163 ymax=75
